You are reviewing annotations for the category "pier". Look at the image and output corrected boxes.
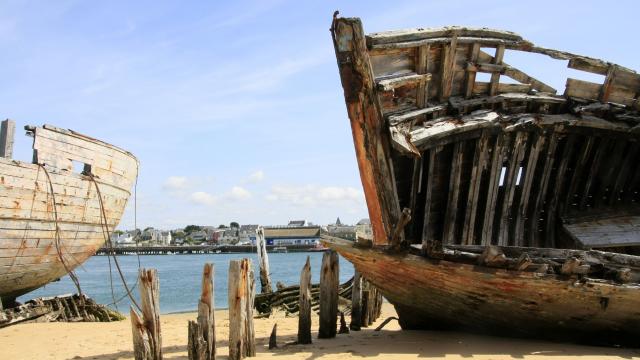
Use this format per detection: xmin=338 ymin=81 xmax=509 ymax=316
xmin=95 ymin=244 xmax=325 ymax=255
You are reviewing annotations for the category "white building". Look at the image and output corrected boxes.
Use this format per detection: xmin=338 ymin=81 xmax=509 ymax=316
xmin=239 ymin=225 xmax=259 ymax=245
xmin=355 ymin=218 xmax=373 ymax=240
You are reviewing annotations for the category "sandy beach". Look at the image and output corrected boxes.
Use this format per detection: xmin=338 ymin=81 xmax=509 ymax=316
xmin=1 ymin=303 xmax=638 ymax=360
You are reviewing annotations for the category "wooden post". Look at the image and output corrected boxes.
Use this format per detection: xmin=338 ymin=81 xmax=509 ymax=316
xmin=268 ymin=324 xmax=278 ymax=349
xmin=297 ymin=256 xmax=312 ymax=344
xmin=189 ymin=263 xmax=215 ymax=360
xmin=318 ymin=250 xmax=339 ymax=338
xmin=0 ymin=119 xmax=15 ymax=158
xmin=228 ymin=259 xmax=255 ymax=360
xmin=349 ymin=270 xmax=362 ymax=331
xmin=338 ymin=312 xmax=350 ymax=334
xmin=130 ymin=268 xmax=161 ymax=360
xmin=255 ymin=227 xmax=273 ymax=294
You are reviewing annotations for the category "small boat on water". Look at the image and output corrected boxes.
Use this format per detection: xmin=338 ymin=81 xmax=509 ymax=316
xmin=0 ymin=122 xmax=138 ymax=307
xmin=325 ymin=14 xmax=640 ymax=346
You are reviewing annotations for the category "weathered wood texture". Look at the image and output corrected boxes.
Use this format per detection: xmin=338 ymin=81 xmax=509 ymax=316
xmin=188 ymin=263 xmax=215 ymax=360
xmin=131 ymin=268 xmax=161 ymax=360
xmin=228 ymin=259 xmax=255 ymax=360
xmin=331 ymin=17 xmax=402 ymax=246
xmin=318 ymin=250 xmax=339 ymax=338
xmin=325 ymin=237 xmax=640 ymax=346
xmin=255 ymin=227 xmax=272 ymax=294
xmin=297 ymin=256 xmax=312 ymax=344
xmin=349 ymin=270 xmax=362 ymax=331
xmin=0 ymin=119 xmax=15 ymax=158
xmin=0 ymin=124 xmax=138 ymax=303
xmin=564 ymin=215 xmax=640 ymax=248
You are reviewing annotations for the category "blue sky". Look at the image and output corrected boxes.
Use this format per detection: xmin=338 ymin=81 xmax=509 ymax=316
xmin=0 ymin=1 xmax=637 ymax=230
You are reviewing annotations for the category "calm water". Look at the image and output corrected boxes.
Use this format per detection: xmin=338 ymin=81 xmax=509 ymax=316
xmin=18 ymin=252 xmax=354 ymax=314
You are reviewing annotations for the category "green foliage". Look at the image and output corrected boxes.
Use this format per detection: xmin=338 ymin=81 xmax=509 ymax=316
xmin=218 ymin=224 xmax=227 ymax=229
xmin=184 ymin=225 xmax=202 ymax=234
xmin=230 ymin=222 xmax=239 ymax=228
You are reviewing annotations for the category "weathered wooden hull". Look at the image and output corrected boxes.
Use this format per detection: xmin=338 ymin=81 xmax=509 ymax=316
xmin=326 ymin=238 xmax=640 ymax=346
xmin=0 ymin=124 xmax=138 ymax=303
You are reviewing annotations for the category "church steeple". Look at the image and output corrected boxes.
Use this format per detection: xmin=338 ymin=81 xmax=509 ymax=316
xmin=336 ymin=217 xmax=342 ymax=226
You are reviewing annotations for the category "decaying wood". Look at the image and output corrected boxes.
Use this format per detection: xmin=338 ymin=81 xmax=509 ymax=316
xmin=255 ymin=227 xmax=272 ymax=294
xmin=269 ymin=324 xmax=278 ymax=349
xmin=188 ymin=263 xmax=215 ymax=360
xmin=331 ymin=16 xmax=403 ymax=246
xmin=228 ymin=259 xmax=255 ymax=360
xmin=349 ymin=270 xmax=362 ymax=331
xmin=130 ymin=269 xmax=161 ymax=360
xmin=338 ymin=311 xmax=350 ymax=334
xmin=0 ymin=119 xmax=15 ymax=158
xmin=297 ymin=256 xmax=312 ymax=344
xmin=318 ymin=250 xmax=339 ymax=338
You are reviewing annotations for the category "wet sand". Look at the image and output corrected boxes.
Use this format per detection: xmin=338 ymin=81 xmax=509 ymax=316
xmin=1 ymin=303 xmax=638 ymax=359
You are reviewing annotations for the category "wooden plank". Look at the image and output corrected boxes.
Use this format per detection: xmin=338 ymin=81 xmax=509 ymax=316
xmin=439 ymin=35 xmax=458 ymax=101
xmin=498 ymin=132 xmax=528 ymax=246
xmin=465 ymin=43 xmax=481 ymax=98
xmin=255 ymin=227 xmax=272 ymax=294
xmin=298 ymin=256 xmax=312 ymax=343
xmin=415 ymin=45 xmax=430 ymax=108
xmin=565 ymin=78 xmax=601 ymax=101
xmin=0 ymin=120 xmax=15 ymax=159
xmin=421 ymin=147 xmax=440 ymax=255
xmin=134 ymin=268 xmax=161 ymax=360
xmin=563 ymin=137 xmax=595 ymax=213
xmin=377 ymin=73 xmax=431 ymax=91
xmin=529 ymin=132 xmax=559 ymax=247
xmin=609 ymin=143 xmax=639 ymax=205
xmin=461 ymin=132 xmax=490 ymax=245
xmin=387 ymin=105 xmax=448 ymax=126
xmin=478 ymin=50 xmax=556 ymax=94
xmin=594 ymin=141 xmax=627 ymax=207
xmin=408 ymin=157 xmax=423 ymax=239
xmin=332 ymin=17 xmax=403 ymax=246
xmin=366 ymin=27 xmax=522 ymax=46
xmin=481 ymin=133 xmax=511 ymax=245
xmin=443 ymin=142 xmax=464 ymax=244
xmin=473 ymin=82 xmax=531 ymax=95
xmin=489 ymin=45 xmax=505 ymax=96
xmin=318 ymin=250 xmax=339 ymax=339
xmin=579 ymin=139 xmax=609 ymax=210
xmin=545 ymin=135 xmax=577 ymax=248
xmin=349 ymin=270 xmax=362 ymax=331
xmin=564 ymin=215 xmax=640 ymax=248
xmin=513 ymin=134 xmax=545 ymax=245
xmin=600 ymin=65 xmax=616 ymax=102
xmin=228 ymin=259 xmax=250 ymax=360
xmin=198 ymin=263 xmax=215 ymax=360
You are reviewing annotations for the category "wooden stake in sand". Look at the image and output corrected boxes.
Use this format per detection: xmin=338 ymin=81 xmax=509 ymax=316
xmin=349 ymin=270 xmax=362 ymax=331
xmin=255 ymin=227 xmax=273 ymax=294
xmin=188 ymin=263 xmax=216 ymax=360
xmin=130 ymin=268 xmax=162 ymax=360
xmin=318 ymin=250 xmax=339 ymax=339
xmin=0 ymin=119 xmax=15 ymax=158
xmin=228 ymin=259 xmax=256 ymax=360
xmin=297 ymin=256 xmax=312 ymax=344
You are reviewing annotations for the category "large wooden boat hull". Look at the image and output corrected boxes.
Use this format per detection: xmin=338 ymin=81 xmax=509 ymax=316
xmin=330 ymin=15 xmax=640 ymax=346
xmin=0 ymin=124 xmax=138 ymax=303
xmin=326 ymin=237 xmax=640 ymax=346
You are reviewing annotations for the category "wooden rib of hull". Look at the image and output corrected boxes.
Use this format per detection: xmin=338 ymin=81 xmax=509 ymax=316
xmin=325 ymin=238 xmax=640 ymax=346
xmin=0 ymin=125 xmax=137 ymax=302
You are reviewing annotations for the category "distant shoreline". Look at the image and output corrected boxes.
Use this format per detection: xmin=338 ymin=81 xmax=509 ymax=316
xmin=94 ymin=243 xmax=330 ymax=255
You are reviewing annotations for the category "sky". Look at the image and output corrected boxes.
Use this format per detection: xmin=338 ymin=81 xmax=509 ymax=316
xmin=0 ymin=0 xmax=637 ymax=230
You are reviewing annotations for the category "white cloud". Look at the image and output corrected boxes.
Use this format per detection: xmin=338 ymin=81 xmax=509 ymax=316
xmin=246 ymin=170 xmax=264 ymax=183
xmin=163 ymin=176 xmax=188 ymax=190
xmin=266 ymin=185 xmax=364 ymax=208
xmin=229 ymin=186 xmax=251 ymax=200
xmin=189 ymin=191 xmax=217 ymax=206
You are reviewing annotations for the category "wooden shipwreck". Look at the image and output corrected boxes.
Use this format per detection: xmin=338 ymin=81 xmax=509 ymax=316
xmin=0 ymin=121 xmax=138 ymax=306
xmin=326 ymin=15 xmax=640 ymax=346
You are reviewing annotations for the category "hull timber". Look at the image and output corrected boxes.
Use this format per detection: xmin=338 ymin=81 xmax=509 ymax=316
xmin=0 ymin=124 xmax=138 ymax=303
xmin=330 ymin=15 xmax=640 ymax=346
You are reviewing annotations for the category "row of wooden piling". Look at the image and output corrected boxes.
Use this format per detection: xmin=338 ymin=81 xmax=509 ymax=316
xmin=129 ymin=250 xmax=383 ymax=360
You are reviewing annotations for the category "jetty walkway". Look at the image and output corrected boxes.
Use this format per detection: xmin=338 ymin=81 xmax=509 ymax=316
xmin=95 ymin=244 xmax=324 ymax=255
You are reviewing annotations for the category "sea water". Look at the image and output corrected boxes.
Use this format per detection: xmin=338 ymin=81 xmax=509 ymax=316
xmin=18 ymin=252 xmax=354 ymax=314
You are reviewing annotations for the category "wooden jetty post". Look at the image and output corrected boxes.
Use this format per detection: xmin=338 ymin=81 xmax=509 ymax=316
xmin=318 ymin=250 xmax=339 ymax=338
xmin=228 ymin=259 xmax=255 ymax=360
xmin=130 ymin=268 xmax=162 ymax=360
xmin=0 ymin=119 xmax=15 ymax=158
xmin=255 ymin=227 xmax=273 ymax=294
xmin=297 ymin=256 xmax=312 ymax=344
xmin=188 ymin=263 xmax=215 ymax=360
xmin=349 ymin=270 xmax=362 ymax=331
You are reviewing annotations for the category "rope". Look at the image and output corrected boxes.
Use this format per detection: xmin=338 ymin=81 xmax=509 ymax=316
xmin=37 ymin=164 xmax=84 ymax=301
xmin=88 ymin=174 xmax=142 ymax=312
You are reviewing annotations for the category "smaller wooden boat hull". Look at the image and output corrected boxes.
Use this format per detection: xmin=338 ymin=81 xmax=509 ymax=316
xmin=325 ymin=237 xmax=640 ymax=346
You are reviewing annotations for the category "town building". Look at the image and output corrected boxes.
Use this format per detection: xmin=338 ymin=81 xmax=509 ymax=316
xmin=326 ymin=217 xmax=356 ymax=241
xmin=264 ymin=226 xmax=321 ymax=246
xmin=239 ymin=224 xmax=259 ymax=245
xmin=355 ymin=218 xmax=373 ymax=240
